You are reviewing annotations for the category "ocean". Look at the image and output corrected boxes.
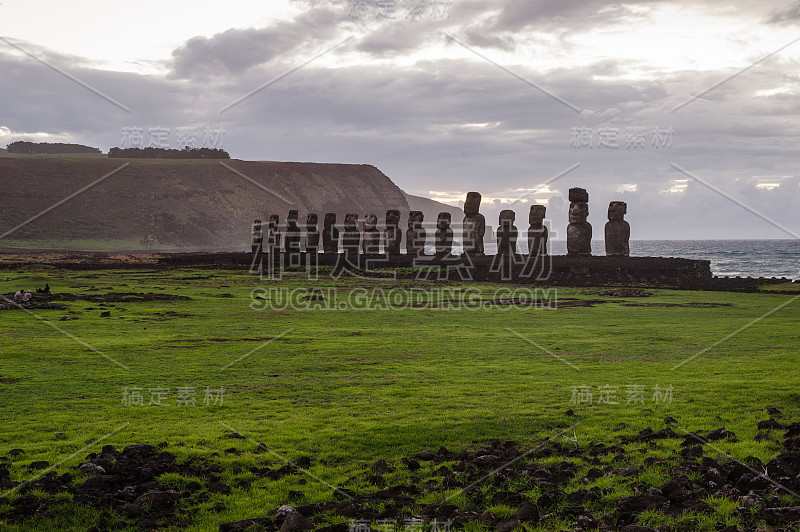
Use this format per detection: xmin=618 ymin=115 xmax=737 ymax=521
xmin=462 ymin=240 xmax=800 ymax=280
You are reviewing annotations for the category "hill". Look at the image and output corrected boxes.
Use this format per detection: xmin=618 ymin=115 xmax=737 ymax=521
xmin=0 ymin=156 xmax=456 ymax=250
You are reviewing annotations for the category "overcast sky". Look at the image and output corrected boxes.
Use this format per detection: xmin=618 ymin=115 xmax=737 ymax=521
xmin=1 ymin=0 xmax=800 ymax=239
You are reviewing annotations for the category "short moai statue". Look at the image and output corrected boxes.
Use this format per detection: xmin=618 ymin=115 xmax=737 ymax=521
xmin=383 ymin=209 xmax=402 ymax=255
xmin=435 ymin=212 xmax=453 ymax=255
xmin=566 ymin=188 xmax=592 ymax=256
xmin=406 ymin=211 xmax=426 ymax=256
xmin=528 ymin=205 xmax=548 ymax=256
xmin=251 ymin=219 xmax=263 ymax=254
xmin=496 ymin=210 xmax=518 ymax=256
xmin=342 ymin=213 xmax=360 ymax=256
xmin=305 ymin=214 xmax=320 ymax=254
xmin=605 ymin=201 xmax=630 ymax=256
xmin=268 ymin=214 xmax=282 ymax=255
xmin=362 ymin=213 xmax=381 ymax=254
xmin=322 ymin=213 xmax=339 ymax=254
xmin=462 ymin=192 xmax=486 ymax=255
xmin=284 ymin=210 xmax=301 ymax=253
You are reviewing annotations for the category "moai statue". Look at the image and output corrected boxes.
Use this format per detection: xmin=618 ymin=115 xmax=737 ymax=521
xmin=322 ymin=213 xmax=339 ymax=254
xmin=342 ymin=213 xmax=360 ymax=256
xmin=305 ymin=213 xmax=319 ymax=254
xmin=284 ymin=210 xmax=301 ymax=253
xmin=383 ymin=209 xmax=402 ymax=255
xmin=566 ymin=188 xmax=592 ymax=256
xmin=251 ymin=219 xmax=263 ymax=254
xmin=496 ymin=210 xmax=518 ymax=256
xmin=605 ymin=201 xmax=630 ymax=256
xmin=435 ymin=212 xmax=453 ymax=255
xmin=528 ymin=205 xmax=548 ymax=256
xmin=362 ymin=213 xmax=381 ymax=254
xmin=268 ymin=214 xmax=281 ymax=254
xmin=406 ymin=211 xmax=426 ymax=256
xmin=462 ymin=192 xmax=486 ymax=255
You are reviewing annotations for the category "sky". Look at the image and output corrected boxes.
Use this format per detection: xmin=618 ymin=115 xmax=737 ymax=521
xmin=1 ymin=0 xmax=800 ymax=239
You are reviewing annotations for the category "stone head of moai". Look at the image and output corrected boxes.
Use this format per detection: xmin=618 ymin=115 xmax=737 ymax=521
xmin=363 ymin=213 xmax=378 ymax=231
xmin=408 ymin=211 xmax=424 ymax=228
xmin=499 ymin=209 xmax=515 ymax=228
xmin=464 ymin=192 xmax=482 ymax=215
xmin=306 ymin=213 xmax=318 ymax=229
xmin=568 ymin=187 xmax=589 ymax=203
xmin=253 ymin=219 xmax=262 ymax=230
xmin=608 ymin=201 xmax=627 ymax=220
xmin=437 ymin=212 xmax=451 ymax=229
xmin=529 ymin=205 xmax=546 ymax=226
xmin=287 ymin=210 xmax=299 ymax=227
xmin=569 ymin=202 xmax=589 ymax=223
xmin=385 ymin=210 xmax=400 ymax=226
xmin=344 ymin=213 xmax=358 ymax=230
xmin=269 ymin=214 xmax=280 ymax=228
xmin=324 ymin=213 xmax=336 ymax=228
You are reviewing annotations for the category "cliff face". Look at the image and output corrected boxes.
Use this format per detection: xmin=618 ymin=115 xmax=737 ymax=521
xmin=0 ymin=157 xmax=413 ymax=249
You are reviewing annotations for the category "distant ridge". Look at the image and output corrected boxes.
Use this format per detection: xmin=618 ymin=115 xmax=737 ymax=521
xmin=0 ymin=156 xmax=458 ymax=250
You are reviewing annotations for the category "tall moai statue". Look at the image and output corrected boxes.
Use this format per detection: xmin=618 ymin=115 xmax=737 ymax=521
xmin=605 ymin=201 xmax=630 ymax=256
xmin=322 ymin=213 xmax=339 ymax=254
xmin=305 ymin=214 xmax=320 ymax=254
xmin=383 ymin=209 xmax=402 ymax=255
xmin=496 ymin=210 xmax=518 ymax=256
xmin=362 ymin=213 xmax=381 ymax=254
xmin=528 ymin=205 xmax=548 ymax=256
xmin=435 ymin=212 xmax=453 ymax=255
xmin=342 ymin=213 xmax=360 ymax=256
xmin=268 ymin=214 xmax=282 ymax=254
xmin=284 ymin=210 xmax=301 ymax=253
xmin=566 ymin=188 xmax=591 ymax=256
xmin=462 ymin=192 xmax=486 ymax=255
xmin=406 ymin=211 xmax=426 ymax=256
xmin=251 ymin=219 xmax=263 ymax=254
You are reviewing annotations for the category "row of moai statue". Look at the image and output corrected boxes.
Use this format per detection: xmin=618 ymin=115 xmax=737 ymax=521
xmin=251 ymin=189 xmax=630 ymax=256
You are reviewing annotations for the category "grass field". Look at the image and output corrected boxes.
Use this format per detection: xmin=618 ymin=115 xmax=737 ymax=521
xmin=0 ymin=268 xmax=798 ymax=531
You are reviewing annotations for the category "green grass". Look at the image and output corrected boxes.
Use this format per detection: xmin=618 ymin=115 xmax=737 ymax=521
xmin=0 ymin=268 xmax=798 ymax=530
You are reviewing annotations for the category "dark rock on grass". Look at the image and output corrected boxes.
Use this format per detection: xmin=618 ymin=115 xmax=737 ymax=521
xmin=406 ymin=459 xmax=420 ymax=471
xmin=78 ymin=462 xmax=105 ymax=475
xmin=316 ymin=525 xmax=349 ymax=532
xmin=8 ymin=449 xmax=24 ymax=458
xmin=288 ymin=490 xmax=304 ymax=500
xmin=766 ymin=406 xmax=782 ymax=416
xmin=513 ymin=501 xmax=538 ymax=522
xmin=491 ymin=491 xmax=524 ymax=506
xmin=767 ymin=453 xmax=800 ymax=477
xmin=615 ymin=494 xmax=668 ymax=513
xmin=415 ymin=449 xmax=436 ymax=461
xmin=370 ymin=459 xmax=392 ymax=474
xmin=495 ymin=518 xmax=520 ymax=532
xmin=294 ymin=456 xmax=312 ymax=469
xmin=621 ymin=526 xmax=658 ymax=532
xmin=664 ymin=416 xmax=677 ymax=425
xmin=27 ymin=460 xmax=49 ymax=470
xmin=586 ymin=467 xmax=603 ymax=480
xmin=134 ymin=489 xmax=179 ymax=511
xmin=680 ymin=445 xmax=703 ymax=459
xmin=208 ymin=481 xmax=231 ymax=495
xmin=219 ymin=518 xmax=272 ymax=531
xmin=763 ymin=507 xmax=800 ymax=526
xmin=614 ymin=465 xmax=641 ymax=477
xmin=706 ymin=428 xmax=736 ymax=441
xmin=280 ymin=510 xmax=314 ymax=532
xmin=336 ymin=501 xmax=359 ymax=517
xmin=225 ymin=432 xmax=246 ymax=439
xmin=758 ymin=418 xmax=783 ymax=430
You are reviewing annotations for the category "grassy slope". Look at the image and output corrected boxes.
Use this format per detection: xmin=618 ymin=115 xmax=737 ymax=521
xmin=0 ymin=269 xmax=798 ymax=530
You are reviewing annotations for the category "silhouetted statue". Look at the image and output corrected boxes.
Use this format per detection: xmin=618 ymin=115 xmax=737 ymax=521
xmin=383 ymin=210 xmax=402 ymax=255
xmin=285 ymin=210 xmax=301 ymax=253
xmin=305 ymin=214 xmax=319 ymax=254
xmin=435 ymin=212 xmax=453 ymax=255
xmin=528 ymin=205 xmax=548 ymax=256
xmin=462 ymin=192 xmax=486 ymax=255
xmin=567 ymin=188 xmax=591 ymax=256
xmin=268 ymin=214 xmax=281 ymax=255
xmin=406 ymin=211 xmax=426 ymax=256
xmin=251 ymin=219 xmax=263 ymax=254
xmin=362 ymin=213 xmax=381 ymax=254
xmin=342 ymin=213 xmax=360 ymax=256
xmin=496 ymin=210 xmax=518 ymax=256
xmin=605 ymin=201 xmax=630 ymax=256
xmin=322 ymin=213 xmax=339 ymax=254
